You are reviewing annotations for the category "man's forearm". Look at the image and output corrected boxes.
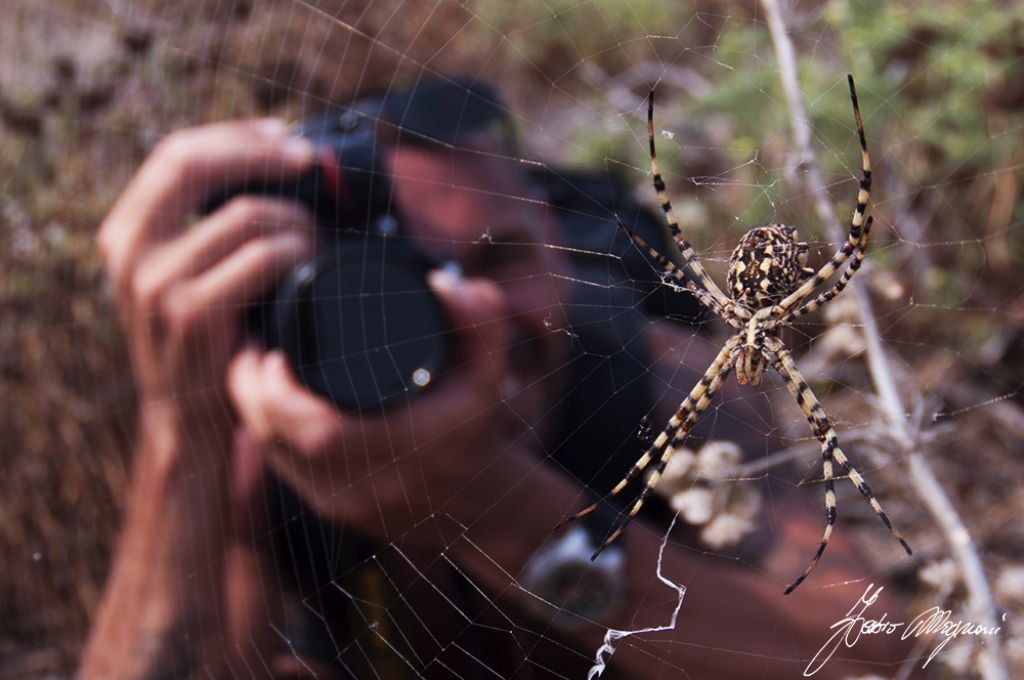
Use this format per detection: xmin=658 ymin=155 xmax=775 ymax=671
xmin=80 ymin=413 xmax=232 ymax=679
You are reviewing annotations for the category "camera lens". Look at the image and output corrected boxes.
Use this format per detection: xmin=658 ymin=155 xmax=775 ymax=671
xmin=272 ymin=233 xmax=448 ymax=412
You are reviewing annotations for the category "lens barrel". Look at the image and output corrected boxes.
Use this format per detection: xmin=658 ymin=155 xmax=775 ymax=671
xmin=265 ymin=234 xmax=447 ymax=411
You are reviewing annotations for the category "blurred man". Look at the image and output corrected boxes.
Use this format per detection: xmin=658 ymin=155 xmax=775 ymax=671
xmin=81 ymin=81 xmax=920 ymax=679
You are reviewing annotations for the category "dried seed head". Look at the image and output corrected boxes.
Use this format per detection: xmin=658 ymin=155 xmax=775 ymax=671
xmin=652 ymin=440 xmax=761 ymax=549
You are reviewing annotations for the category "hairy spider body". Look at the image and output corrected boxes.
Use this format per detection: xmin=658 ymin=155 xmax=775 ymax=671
xmin=727 ymin=225 xmax=813 ymax=308
xmin=729 ymin=224 xmax=813 ymax=385
xmin=557 ymin=75 xmax=912 ymax=595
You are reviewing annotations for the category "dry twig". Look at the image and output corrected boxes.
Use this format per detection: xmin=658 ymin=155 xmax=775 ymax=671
xmin=759 ymin=1 xmax=1008 ymax=677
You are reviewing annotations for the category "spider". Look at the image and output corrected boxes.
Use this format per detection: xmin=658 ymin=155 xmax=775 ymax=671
xmin=558 ymin=75 xmax=912 ymax=595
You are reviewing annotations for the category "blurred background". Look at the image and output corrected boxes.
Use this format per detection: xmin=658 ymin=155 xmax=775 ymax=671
xmin=1 ymin=0 xmax=1022 ymax=676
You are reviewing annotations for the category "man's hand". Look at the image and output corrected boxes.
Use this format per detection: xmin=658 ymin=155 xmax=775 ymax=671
xmin=97 ymin=119 xmax=315 ymax=448
xmin=226 ymin=270 xmax=518 ymax=545
xmin=82 ymin=120 xmax=317 ymax=679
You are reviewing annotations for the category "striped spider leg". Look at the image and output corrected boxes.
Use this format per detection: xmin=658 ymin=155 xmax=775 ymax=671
xmin=784 ymin=216 xmax=872 ymax=322
xmin=647 ymin=88 xmax=731 ymax=307
xmin=555 ymin=336 xmax=741 ymax=556
xmin=771 ymin=75 xmax=873 ymax=321
xmin=764 ymin=335 xmax=912 ymax=595
xmin=613 ymin=218 xmax=748 ymax=328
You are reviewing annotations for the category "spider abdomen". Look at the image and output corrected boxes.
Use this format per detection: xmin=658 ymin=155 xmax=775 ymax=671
xmin=727 ymin=224 xmax=813 ymax=308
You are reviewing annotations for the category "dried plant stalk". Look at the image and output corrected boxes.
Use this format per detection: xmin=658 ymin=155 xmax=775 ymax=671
xmin=759 ymin=1 xmax=1007 ymax=677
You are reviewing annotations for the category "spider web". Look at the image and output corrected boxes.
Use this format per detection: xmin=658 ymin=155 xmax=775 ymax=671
xmin=2 ymin=1 xmax=1023 ymax=678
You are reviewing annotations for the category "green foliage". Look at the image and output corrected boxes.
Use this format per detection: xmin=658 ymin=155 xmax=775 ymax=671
xmin=474 ymin=0 xmax=686 ymax=64
xmin=824 ymin=0 xmax=1024 ymax=180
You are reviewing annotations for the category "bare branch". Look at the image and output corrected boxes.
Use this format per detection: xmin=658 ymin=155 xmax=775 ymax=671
xmin=734 ymin=426 xmax=870 ymax=478
xmin=759 ymin=1 xmax=1007 ymax=677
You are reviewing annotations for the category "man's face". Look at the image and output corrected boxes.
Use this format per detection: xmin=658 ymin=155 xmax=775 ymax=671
xmin=389 ymin=145 xmax=573 ymax=426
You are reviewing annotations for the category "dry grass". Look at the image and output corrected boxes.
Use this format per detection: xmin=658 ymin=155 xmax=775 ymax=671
xmin=0 ymin=1 xmax=481 ymax=673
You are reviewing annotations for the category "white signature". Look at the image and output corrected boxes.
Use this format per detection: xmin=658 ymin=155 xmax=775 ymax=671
xmin=804 ymin=583 xmax=1004 ymax=676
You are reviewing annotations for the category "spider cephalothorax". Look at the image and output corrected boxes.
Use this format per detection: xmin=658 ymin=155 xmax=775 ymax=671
xmin=727 ymin=224 xmax=813 ymax=309
xmin=729 ymin=224 xmax=814 ymax=386
xmin=558 ymin=75 xmax=912 ymax=596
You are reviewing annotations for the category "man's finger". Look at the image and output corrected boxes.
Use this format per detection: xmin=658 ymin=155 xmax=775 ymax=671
xmin=168 ymin=230 xmax=313 ymax=323
xmin=227 ymin=349 xmax=343 ymax=457
xmin=99 ymin=120 xmax=315 ymax=284
xmin=151 ymin=197 xmax=313 ymax=285
xmin=373 ymin=272 xmax=511 ymax=448
xmin=226 ymin=347 xmax=273 ymax=443
xmin=129 ymin=197 xmax=314 ymax=315
xmin=427 ymin=271 xmax=508 ymax=388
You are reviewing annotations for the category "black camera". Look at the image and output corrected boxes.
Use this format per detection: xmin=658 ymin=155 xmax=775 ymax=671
xmin=204 ymin=89 xmax=469 ymax=412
